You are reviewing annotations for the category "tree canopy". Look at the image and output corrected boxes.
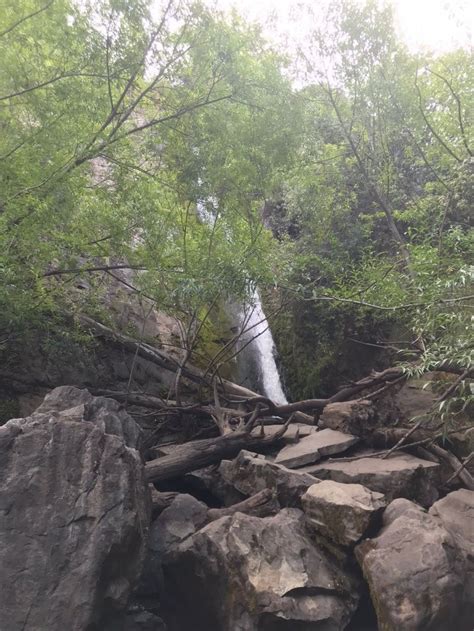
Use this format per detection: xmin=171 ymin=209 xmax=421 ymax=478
xmin=0 ymin=0 xmax=472 ymax=417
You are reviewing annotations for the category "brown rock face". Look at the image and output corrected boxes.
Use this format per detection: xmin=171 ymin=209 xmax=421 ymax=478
xmin=356 ymin=497 xmax=472 ymax=631
xmin=0 ymin=390 xmax=150 ymax=631
xmin=302 ymin=481 xmax=386 ymax=547
xmin=219 ymin=449 xmax=319 ymax=508
xmin=162 ymin=508 xmax=360 ymax=631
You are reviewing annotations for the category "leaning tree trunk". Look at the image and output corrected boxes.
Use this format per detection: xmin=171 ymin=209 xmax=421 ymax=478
xmin=145 ymin=420 xmax=288 ymax=483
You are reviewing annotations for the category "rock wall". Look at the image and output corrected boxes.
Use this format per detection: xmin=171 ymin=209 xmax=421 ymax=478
xmin=0 ymin=387 xmax=150 ymax=631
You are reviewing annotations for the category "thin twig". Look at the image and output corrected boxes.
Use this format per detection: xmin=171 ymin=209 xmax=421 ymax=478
xmin=381 ymin=416 xmax=427 ymax=459
xmin=443 ymin=452 xmax=474 ymax=486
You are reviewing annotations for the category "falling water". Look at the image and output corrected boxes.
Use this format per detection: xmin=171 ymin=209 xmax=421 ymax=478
xmin=240 ymin=289 xmax=288 ymax=405
xmin=196 ymin=198 xmax=287 ymax=404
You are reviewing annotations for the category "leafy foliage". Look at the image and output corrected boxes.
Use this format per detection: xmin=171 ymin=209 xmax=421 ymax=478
xmin=0 ymin=0 xmax=472 ymax=419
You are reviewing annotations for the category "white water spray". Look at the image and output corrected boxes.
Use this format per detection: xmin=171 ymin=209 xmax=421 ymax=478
xmin=197 ymin=198 xmax=287 ymax=404
xmin=239 ymin=289 xmax=288 ymax=405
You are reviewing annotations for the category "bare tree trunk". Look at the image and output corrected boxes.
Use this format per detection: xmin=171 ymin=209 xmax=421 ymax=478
xmin=145 ymin=420 xmax=288 ymax=483
xmin=207 ymin=489 xmax=275 ymax=520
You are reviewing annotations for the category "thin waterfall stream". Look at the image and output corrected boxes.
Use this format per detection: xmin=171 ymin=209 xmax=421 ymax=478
xmin=196 ymin=198 xmax=287 ymax=403
xmin=238 ymin=289 xmax=288 ymax=405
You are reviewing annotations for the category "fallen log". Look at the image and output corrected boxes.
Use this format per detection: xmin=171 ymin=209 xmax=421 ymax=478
xmin=207 ymin=489 xmax=275 ymax=520
xmin=80 ymin=316 xmax=470 ymax=425
xmin=145 ymin=417 xmax=289 ymax=483
xmin=426 ymin=444 xmax=474 ymax=491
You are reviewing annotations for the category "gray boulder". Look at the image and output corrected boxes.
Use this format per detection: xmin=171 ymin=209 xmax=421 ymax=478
xmin=275 ymin=428 xmax=359 ymax=468
xmin=162 ymin=508 xmax=360 ymax=631
xmin=429 ymin=489 xmax=474 ymax=607
xmin=184 ymin=465 xmax=247 ymax=506
xmin=302 ymin=481 xmax=386 ymax=547
xmin=219 ymin=449 xmax=319 ymax=507
xmin=356 ymin=498 xmax=470 ymax=630
xmin=305 ymin=451 xmax=440 ymax=506
xmin=0 ymin=395 xmax=149 ymax=631
xmin=149 ymin=494 xmax=209 ymax=557
xmin=35 ymin=385 xmax=142 ymax=449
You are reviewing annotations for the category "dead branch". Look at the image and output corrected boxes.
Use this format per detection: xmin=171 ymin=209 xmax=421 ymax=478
xmin=425 ymin=444 xmax=474 ymax=491
xmin=443 ymin=452 xmax=474 ymax=487
xmin=145 ymin=421 xmax=288 ymax=483
xmin=207 ymin=489 xmax=275 ymax=520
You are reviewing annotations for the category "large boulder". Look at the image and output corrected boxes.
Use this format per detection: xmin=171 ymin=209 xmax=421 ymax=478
xmin=305 ymin=451 xmax=440 ymax=506
xmin=35 ymin=385 xmax=142 ymax=449
xmin=356 ymin=498 xmax=470 ymax=630
xmin=0 ymin=392 xmax=150 ymax=631
xmin=274 ymin=428 xmax=359 ymax=468
xmin=302 ymin=481 xmax=386 ymax=547
xmin=162 ymin=508 xmax=360 ymax=631
xmin=219 ymin=449 xmax=319 ymax=507
xmin=429 ymin=489 xmax=474 ymax=607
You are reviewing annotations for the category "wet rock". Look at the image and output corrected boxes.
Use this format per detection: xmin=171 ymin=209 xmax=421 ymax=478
xmin=302 ymin=481 xmax=386 ymax=547
xmin=319 ymin=400 xmax=377 ymax=437
xmin=274 ymin=428 xmax=359 ymax=468
xmin=305 ymin=451 xmax=440 ymax=506
xmin=35 ymin=385 xmax=142 ymax=449
xmin=0 ymin=400 xmax=150 ymax=631
xmin=356 ymin=498 xmax=470 ymax=631
xmin=219 ymin=449 xmax=319 ymax=507
xmin=162 ymin=508 xmax=360 ymax=631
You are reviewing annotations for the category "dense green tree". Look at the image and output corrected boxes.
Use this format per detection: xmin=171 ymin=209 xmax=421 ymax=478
xmin=0 ymin=0 xmax=471 ymax=417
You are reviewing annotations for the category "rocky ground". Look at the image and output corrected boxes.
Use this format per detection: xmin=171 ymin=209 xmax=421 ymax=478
xmin=0 ymin=386 xmax=472 ymax=630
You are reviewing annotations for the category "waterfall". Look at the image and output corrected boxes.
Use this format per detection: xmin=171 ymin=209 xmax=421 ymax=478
xmin=196 ymin=197 xmax=287 ymax=404
xmin=240 ymin=289 xmax=288 ymax=405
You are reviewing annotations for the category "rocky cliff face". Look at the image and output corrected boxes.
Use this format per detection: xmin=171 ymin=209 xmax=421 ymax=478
xmin=0 ymin=387 xmax=150 ymax=631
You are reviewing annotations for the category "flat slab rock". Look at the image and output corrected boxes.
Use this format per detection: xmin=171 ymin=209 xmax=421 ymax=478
xmin=302 ymin=480 xmax=386 ymax=547
xmin=303 ymin=451 xmax=440 ymax=505
xmin=274 ymin=428 xmax=359 ymax=468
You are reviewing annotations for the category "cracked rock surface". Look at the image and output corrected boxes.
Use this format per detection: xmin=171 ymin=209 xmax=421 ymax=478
xmin=161 ymin=508 xmax=360 ymax=631
xmin=356 ymin=495 xmax=473 ymax=631
xmin=0 ymin=390 xmax=149 ymax=631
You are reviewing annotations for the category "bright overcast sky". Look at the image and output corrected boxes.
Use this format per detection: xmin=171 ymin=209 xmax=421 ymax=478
xmin=211 ymin=0 xmax=473 ymax=53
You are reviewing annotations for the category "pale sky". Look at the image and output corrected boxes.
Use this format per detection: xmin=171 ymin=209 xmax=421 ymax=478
xmin=211 ymin=0 xmax=473 ymax=53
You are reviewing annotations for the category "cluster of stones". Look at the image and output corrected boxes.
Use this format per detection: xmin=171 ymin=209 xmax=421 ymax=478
xmin=1 ymin=387 xmax=472 ymax=631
